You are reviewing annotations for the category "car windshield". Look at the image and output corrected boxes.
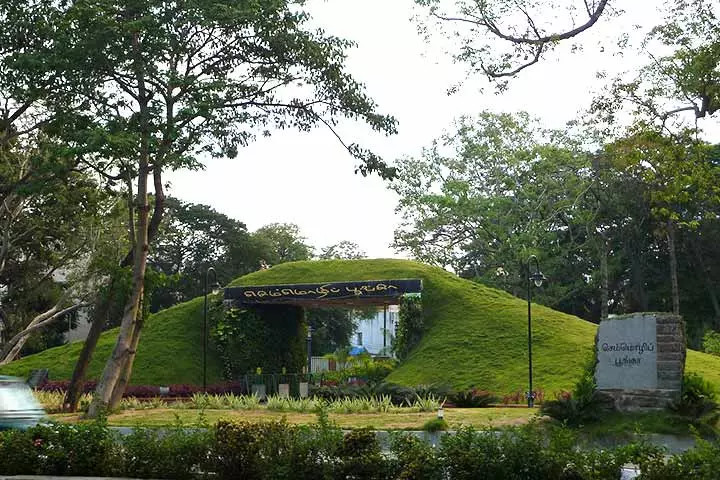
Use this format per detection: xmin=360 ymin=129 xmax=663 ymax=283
xmin=0 ymin=382 xmax=42 ymax=412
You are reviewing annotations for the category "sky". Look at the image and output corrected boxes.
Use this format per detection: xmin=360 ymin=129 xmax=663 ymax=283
xmin=165 ymin=0 xmax=665 ymax=259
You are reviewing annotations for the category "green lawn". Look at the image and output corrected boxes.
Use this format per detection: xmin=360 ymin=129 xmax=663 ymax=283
xmin=51 ymin=407 xmax=534 ymax=430
xmin=2 ymin=259 xmax=720 ymax=395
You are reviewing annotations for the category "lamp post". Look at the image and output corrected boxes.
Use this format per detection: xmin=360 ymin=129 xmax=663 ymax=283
xmin=526 ymin=255 xmax=547 ymax=408
xmin=306 ymin=325 xmax=313 ymax=375
xmin=203 ymin=267 xmax=220 ymax=393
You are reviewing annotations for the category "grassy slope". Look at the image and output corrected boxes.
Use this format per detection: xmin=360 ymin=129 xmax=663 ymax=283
xmin=1 ymin=259 xmax=719 ymax=393
xmin=0 ymin=298 xmax=225 ymax=386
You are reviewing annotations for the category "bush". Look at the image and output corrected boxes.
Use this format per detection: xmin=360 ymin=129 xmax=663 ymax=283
xmin=320 ymin=358 xmax=396 ymax=386
xmin=310 ymin=383 xmax=370 ymax=401
xmin=372 ymin=382 xmax=418 ymax=406
xmin=122 ymin=418 xmax=211 ymax=479
xmin=336 ymin=428 xmax=389 ymax=480
xmin=447 ymin=388 xmax=497 ymax=408
xmin=703 ymin=330 xmax=720 ymax=356
xmin=414 ymin=383 xmax=453 ymax=400
xmin=668 ymin=373 xmax=719 ymax=422
xmin=422 ymin=418 xmax=449 ymax=432
xmin=541 ymin=359 xmax=614 ymax=426
xmin=639 ymin=436 xmax=720 ymax=480
xmin=0 ymin=421 xmax=121 ymax=477
xmin=390 ymin=434 xmax=443 ymax=480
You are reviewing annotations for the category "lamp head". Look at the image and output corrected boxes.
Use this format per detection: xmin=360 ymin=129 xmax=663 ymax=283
xmin=211 ymin=283 xmax=221 ymax=295
xmin=530 ymin=271 xmax=547 ymax=288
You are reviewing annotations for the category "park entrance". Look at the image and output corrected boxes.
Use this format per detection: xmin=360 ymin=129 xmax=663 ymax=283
xmin=221 ymin=279 xmax=422 ymax=397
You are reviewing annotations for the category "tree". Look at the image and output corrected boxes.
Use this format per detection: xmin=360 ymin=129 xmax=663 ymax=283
xmin=414 ymin=0 xmax=613 ymax=85
xmin=0 ymin=137 xmax=123 ymax=364
xmin=318 ymin=241 xmax=367 ymax=260
xmin=49 ymin=0 xmax=398 ymax=417
xmin=252 ymin=223 xmax=314 ymax=265
xmin=148 ymin=197 xmax=262 ymax=312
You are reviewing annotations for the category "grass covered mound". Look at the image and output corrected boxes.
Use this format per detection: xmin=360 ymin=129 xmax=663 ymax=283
xmin=1 ymin=259 xmax=719 ymax=394
xmin=0 ymin=298 xmax=226 ymax=386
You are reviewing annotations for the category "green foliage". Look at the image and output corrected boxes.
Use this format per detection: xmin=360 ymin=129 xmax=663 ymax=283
xmin=703 ymin=330 xmax=720 ymax=356
xmin=251 ymin=223 xmax=314 ymax=265
xmin=390 ymin=434 xmax=443 ymax=480
xmin=307 ymin=308 xmax=356 ymax=356
xmin=391 ymin=111 xmax=720 ymax=337
xmin=394 ymin=294 xmax=424 ymax=360
xmin=448 ymin=388 xmax=497 ymax=408
xmin=214 ymin=419 xmax=344 ymax=480
xmin=7 ymin=417 xmax=720 ymax=479
xmin=4 ymin=259 xmax=720 ymax=394
xmin=321 ymin=358 xmax=396 ymax=386
xmin=318 ymin=241 xmax=367 ymax=260
xmin=668 ymin=373 xmax=719 ymax=423
xmin=541 ymin=358 xmax=615 ymax=426
xmin=639 ymin=436 xmax=720 ymax=480
xmin=122 ymin=417 xmax=211 ymax=480
xmin=422 ymin=418 xmax=449 ymax=432
xmin=148 ymin=197 xmax=262 ymax=313
xmin=0 ymin=421 xmax=122 ymax=477
xmin=336 ymin=428 xmax=389 ymax=480
xmin=213 ymin=305 xmax=306 ymax=377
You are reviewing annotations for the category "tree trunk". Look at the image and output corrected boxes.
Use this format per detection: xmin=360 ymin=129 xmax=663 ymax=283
xmin=86 ymin=28 xmax=153 ymax=419
xmin=667 ymin=220 xmax=680 ymax=315
xmin=0 ymin=303 xmax=84 ymax=365
xmin=86 ymin=171 xmax=148 ymax=418
xmin=64 ymin=294 xmax=112 ymax=412
xmin=108 ymin=305 xmax=145 ymax=409
xmin=599 ymin=236 xmax=609 ymax=321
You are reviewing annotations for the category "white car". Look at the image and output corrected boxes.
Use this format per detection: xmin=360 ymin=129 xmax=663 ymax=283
xmin=0 ymin=376 xmax=46 ymax=430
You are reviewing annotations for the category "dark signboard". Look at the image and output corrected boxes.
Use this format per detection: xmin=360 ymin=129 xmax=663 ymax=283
xmin=224 ymin=279 xmax=422 ymax=305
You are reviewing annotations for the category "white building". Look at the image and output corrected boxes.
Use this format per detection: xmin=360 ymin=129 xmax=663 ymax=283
xmin=352 ymin=305 xmax=399 ymax=356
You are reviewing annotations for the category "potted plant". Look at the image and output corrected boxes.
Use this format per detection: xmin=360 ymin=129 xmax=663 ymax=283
xmin=251 ymin=367 xmax=266 ymax=400
xmin=278 ymin=367 xmax=291 ymax=398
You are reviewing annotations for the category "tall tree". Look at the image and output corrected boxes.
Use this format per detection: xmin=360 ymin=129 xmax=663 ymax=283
xmin=56 ymin=0 xmax=398 ymax=417
xmin=148 ymin=197 xmax=262 ymax=312
xmin=318 ymin=241 xmax=367 ymax=260
xmin=252 ymin=223 xmax=314 ymax=265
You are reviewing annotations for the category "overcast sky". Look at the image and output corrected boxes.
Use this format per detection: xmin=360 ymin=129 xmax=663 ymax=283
xmin=165 ymin=0 xmax=668 ymax=259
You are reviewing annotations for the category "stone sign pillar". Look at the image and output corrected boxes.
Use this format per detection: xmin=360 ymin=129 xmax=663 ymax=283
xmin=595 ymin=313 xmax=685 ymax=411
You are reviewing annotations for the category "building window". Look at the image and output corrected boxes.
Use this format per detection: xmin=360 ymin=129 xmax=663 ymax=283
xmin=357 ymin=332 xmax=363 ymax=345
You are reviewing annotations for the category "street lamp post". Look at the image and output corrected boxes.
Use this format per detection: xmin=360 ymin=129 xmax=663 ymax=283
xmin=526 ymin=255 xmax=547 ymax=408
xmin=203 ymin=267 xmax=220 ymax=393
xmin=306 ymin=325 xmax=313 ymax=375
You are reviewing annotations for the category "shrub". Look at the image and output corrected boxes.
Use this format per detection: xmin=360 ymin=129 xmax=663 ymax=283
xmin=320 ymin=358 xmax=396 ymax=386
xmin=0 ymin=428 xmax=37 ymax=475
xmin=310 ymin=383 xmax=370 ymax=401
xmin=125 ymin=385 xmax=161 ymax=398
xmin=541 ymin=359 xmax=614 ymax=426
xmin=703 ymin=330 xmax=720 ymax=356
xmin=213 ymin=419 xmax=343 ymax=480
xmin=639 ymin=436 xmax=720 ymax=480
xmin=414 ymin=383 xmax=453 ymax=400
xmin=336 ymin=428 xmax=389 ymax=479
xmin=422 ymin=418 xmax=449 ymax=432
xmin=122 ymin=419 xmax=211 ymax=479
xmin=668 ymin=373 xmax=719 ymax=422
xmin=372 ymin=382 xmax=418 ymax=405
xmin=447 ymin=388 xmax=497 ymax=408
xmin=0 ymin=421 xmax=122 ymax=477
xmin=390 ymin=434 xmax=443 ymax=480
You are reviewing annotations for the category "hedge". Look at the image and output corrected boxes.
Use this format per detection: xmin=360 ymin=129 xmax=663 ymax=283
xmin=0 ymin=418 xmax=718 ymax=479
